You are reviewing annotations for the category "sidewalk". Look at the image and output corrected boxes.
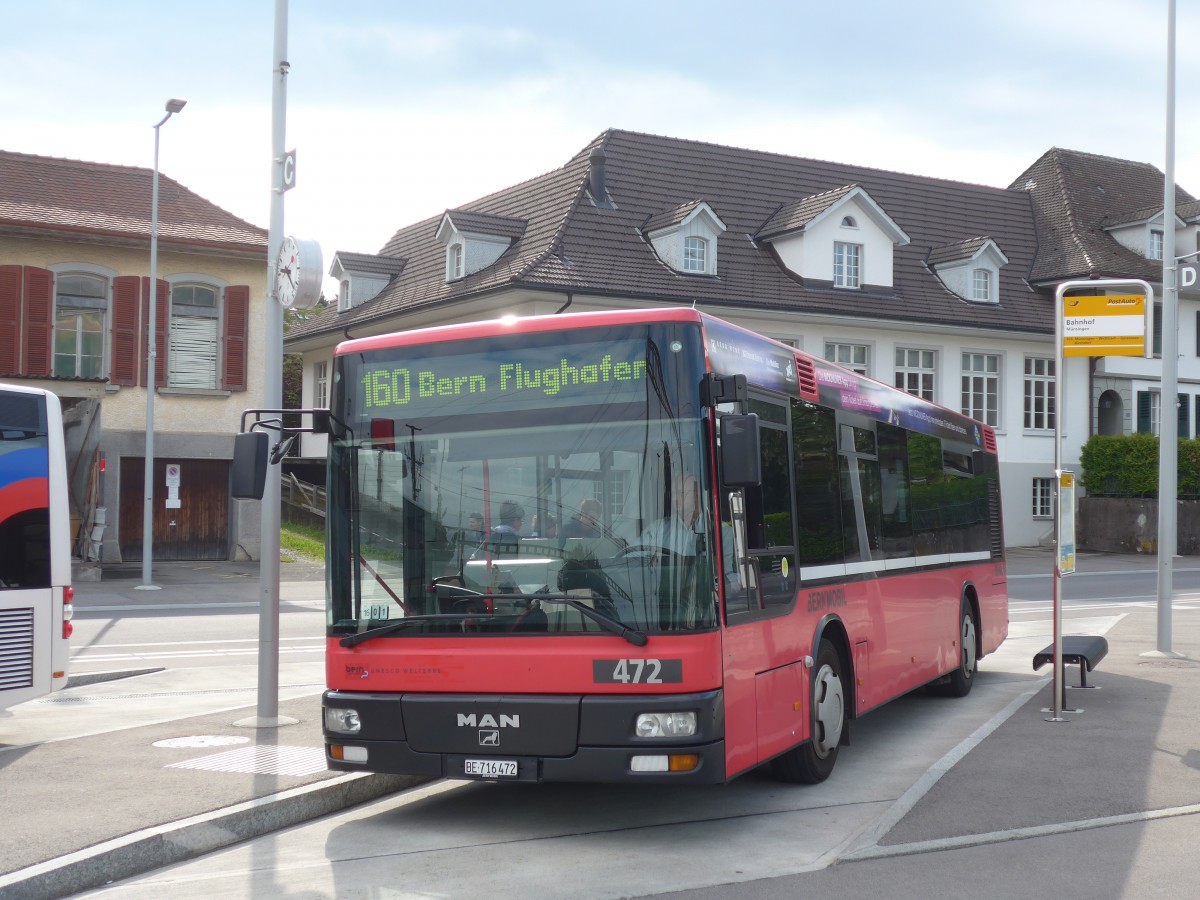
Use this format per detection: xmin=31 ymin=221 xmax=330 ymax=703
xmin=0 ymin=553 xmax=1196 ymax=899
xmin=0 ymin=559 xmax=420 ymax=900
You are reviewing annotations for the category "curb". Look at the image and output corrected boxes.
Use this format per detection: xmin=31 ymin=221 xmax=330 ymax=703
xmin=0 ymin=773 xmax=425 ymax=900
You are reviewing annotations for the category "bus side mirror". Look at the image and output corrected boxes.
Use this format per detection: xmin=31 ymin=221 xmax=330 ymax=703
xmin=312 ymin=409 xmax=331 ymax=434
xmin=232 ymin=431 xmax=268 ymax=500
xmin=720 ymin=413 xmax=761 ymax=487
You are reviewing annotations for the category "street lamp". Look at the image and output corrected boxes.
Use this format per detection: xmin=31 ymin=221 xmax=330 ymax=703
xmin=137 ymin=97 xmax=187 ymax=591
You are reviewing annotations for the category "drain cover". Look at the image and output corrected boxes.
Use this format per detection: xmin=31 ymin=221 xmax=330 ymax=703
xmin=153 ymin=735 xmax=252 ymax=749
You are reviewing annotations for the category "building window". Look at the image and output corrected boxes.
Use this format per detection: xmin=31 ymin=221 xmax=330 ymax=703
xmin=961 ymin=352 xmax=999 ymax=426
xmin=169 ymin=283 xmax=219 ymax=389
xmin=1137 ymin=391 xmax=1161 ymax=435
xmin=314 ymin=361 xmax=328 ymax=408
xmin=825 ymin=341 xmax=869 ymax=376
xmin=1032 ymin=478 xmax=1053 ymax=518
xmin=1149 ymin=229 xmax=1164 ymax=261
xmin=447 ymin=244 xmax=463 ymax=280
xmin=53 ymin=274 xmax=107 ymax=379
xmin=972 ymin=268 xmax=992 ymax=302
xmin=833 ymin=242 xmax=861 ymax=288
xmin=894 ymin=348 xmax=935 ymax=400
xmin=840 ymin=216 xmax=857 ymax=228
xmin=683 ymin=236 xmax=708 ymax=273
xmin=338 ymin=279 xmax=351 ymax=312
xmin=1023 ymin=357 xmax=1056 ymax=430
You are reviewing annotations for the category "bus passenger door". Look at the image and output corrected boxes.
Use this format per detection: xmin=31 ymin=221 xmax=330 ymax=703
xmin=717 ymin=399 xmax=803 ymax=776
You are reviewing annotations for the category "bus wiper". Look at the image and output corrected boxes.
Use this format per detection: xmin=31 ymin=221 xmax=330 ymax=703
xmin=533 ymin=594 xmax=648 ymax=647
xmin=340 ymin=614 xmax=475 ymax=647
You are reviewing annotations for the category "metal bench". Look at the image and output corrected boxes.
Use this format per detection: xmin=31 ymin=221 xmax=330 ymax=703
xmin=1033 ymin=635 xmax=1109 ymax=711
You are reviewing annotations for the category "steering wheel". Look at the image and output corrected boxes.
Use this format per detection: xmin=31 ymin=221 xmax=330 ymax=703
xmin=615 ymin=544 xmax=685 ymax=563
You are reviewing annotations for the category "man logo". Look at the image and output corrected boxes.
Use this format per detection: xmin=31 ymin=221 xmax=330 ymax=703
xmin=479 ymin=730 xmax=500 ymax=746
xmin=456 ymin=713 xmax=520 ymax=728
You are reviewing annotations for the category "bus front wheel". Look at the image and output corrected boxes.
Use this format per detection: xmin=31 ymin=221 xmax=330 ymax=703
xmin=770 ymin=638 xmax=845 ymax=784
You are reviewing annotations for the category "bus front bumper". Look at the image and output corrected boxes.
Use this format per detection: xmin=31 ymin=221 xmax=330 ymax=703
xmin=323 ymin=689 xmax=727 ymax=784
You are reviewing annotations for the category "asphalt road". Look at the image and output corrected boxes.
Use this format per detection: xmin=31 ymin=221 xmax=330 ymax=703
xmin=66 ymin=551 xmax=1200 ymax=899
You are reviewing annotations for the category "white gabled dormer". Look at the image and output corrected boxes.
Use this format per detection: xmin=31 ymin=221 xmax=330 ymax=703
xmin=436 ymin=210 xmax=526 ymax=282
xmin=642 ymin=200 xmax=727 ymax=276
xmin=1103 ymin=206 xmax=1187 ymax=262
xmin=330 ymin=251 xmax=406 ymax=312
xmin=927 ymin=237 xmax=1009 ymax=304
xmin=755 ymin=184 xmax=910 ymax=289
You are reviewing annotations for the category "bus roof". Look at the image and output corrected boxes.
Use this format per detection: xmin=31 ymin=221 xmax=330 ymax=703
xmin=336 ymin=307 xmax=705 ymax=357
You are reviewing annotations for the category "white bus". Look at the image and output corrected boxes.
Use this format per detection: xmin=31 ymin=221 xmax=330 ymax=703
xmin=0 ymin=383 xmax=72 ymax=711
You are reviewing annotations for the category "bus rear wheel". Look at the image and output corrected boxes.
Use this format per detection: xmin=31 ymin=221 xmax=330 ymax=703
xmin=934 ymin=602 xmax=978 ymax=698
xmin=770 ymin=638 xmax=845 ymax=784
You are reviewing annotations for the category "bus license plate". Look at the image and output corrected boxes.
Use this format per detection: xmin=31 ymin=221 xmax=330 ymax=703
xmin=464 ymin=759 xmax=518 ymax=778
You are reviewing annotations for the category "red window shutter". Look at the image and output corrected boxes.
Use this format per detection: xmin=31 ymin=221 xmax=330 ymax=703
xmin=21 ymin=267 xmax=54 ymax=377
xmin=0 ymin=266 xmax=20 ymax=374
xmin=111 ymin=276 xmax=141 ymax=386
xmin=139 ymin=278 xmax=169 ymax=386
xmin=222 ymin=285 xmax=250 ymax=392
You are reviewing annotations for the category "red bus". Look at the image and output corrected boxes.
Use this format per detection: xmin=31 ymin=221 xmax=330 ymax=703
xmin=316 ymin=308 xmax=1007 ymax=784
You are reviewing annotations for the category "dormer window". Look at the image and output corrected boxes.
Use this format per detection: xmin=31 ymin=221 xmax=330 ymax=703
xmin=447 ymin=243 xmax=464 ymax=280
xmin=833 ymin=242 xmax=861 ymax=289
xmin=435 ymin=210 xmax=525 ymax=283
xmin=329 ymin=251 xmax=406 ymax=313
xmin=928 ymin=237 xmax=1007 ymax=304
xmin=1149 ymin=229 xmax=1164 ymax=260
xmin=972 ymin=268 xmax=992 ymax=302
xmin=642 ymin=200 xmax=726 ymax=276
xmin=755 ymin=184 xmax=909 ymax=289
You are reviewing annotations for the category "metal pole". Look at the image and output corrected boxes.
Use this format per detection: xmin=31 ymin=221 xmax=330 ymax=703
xmin=1151 ymin=0 xmax=1182 ymax=659
xmin=137 ymin=102 xmax=183 ymax=591
xmin=1049 ymin=285 xmax=1067 ymax=721
xmin=238 ymin=0 xmax=295 ymax=727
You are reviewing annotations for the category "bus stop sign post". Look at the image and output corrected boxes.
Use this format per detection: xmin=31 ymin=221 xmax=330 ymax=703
xmin=1051 ymin=279 xmax=1154 ymax=722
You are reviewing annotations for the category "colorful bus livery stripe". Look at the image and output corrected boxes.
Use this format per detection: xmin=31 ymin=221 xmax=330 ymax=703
xmin=359 ymin=345 xmax=649 ymax=414
xmin=0 ymin=445 xmax=50 ymax=526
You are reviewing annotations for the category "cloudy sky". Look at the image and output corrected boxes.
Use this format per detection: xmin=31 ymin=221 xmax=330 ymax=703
xmin=2 ymin=1 xmax=1197 ymax=296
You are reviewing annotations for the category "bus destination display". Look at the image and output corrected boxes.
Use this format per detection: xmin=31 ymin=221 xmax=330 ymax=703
xmin=357 ymin=340 xmax=649 ymax=416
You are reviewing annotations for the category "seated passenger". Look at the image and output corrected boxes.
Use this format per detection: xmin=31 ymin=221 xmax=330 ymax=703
xmin=489 ymin=501 xmax=524 ymax=548
xmin=559 ymin=497 xmax=603 ymax=544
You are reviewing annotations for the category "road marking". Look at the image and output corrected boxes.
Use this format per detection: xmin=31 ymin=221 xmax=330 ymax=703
xmin=71 ymin=646 xmax=324 ymax=662
xmin=77 ymin=600 xmax=323 ymax=612
xmin=842 ymin=803 xmax=1200 ymax=863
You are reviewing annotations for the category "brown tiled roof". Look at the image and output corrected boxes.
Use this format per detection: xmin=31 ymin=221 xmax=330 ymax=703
xmin=755 ymin=184 xmax=859 ymax=241
xmin=643 ymin=200 xmax=711 ymax=233
xmin=331 ymin=251 xmax=406 ymax=277
xmin=0 ymin=149 xmax=267 ymax=253
xmin=1009 ymin=147 xmax=1193 ymax=283
xmin=928 ymin=237 xmax=998 ymax=267
xmin=286 ymin=129 xmax=1051 ymax=343
xmin=441 ymin=209 xmax=527 ymax=242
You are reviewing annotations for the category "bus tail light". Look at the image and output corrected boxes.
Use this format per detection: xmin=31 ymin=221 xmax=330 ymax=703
xmin=63 ymin=586 xmax=74 ymax=639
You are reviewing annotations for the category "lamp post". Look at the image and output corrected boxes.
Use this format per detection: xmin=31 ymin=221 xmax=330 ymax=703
xmin=137 ymin=97 xmax=187 ymax=591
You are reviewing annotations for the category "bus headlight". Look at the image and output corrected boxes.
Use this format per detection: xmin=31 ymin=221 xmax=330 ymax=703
xmin=325 ymin=707 xmax=361 ymax=734
xmin=635 ymin=712 xmax=697 ymax=738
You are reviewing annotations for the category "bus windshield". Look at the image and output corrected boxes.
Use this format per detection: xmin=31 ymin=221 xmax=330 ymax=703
xmin=327 ymin=323 xmax=719 ymax=639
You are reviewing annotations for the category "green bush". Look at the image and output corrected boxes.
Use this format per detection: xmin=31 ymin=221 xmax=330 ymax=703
xmin=1080 ymin=434 xmax=1200 ymax=498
